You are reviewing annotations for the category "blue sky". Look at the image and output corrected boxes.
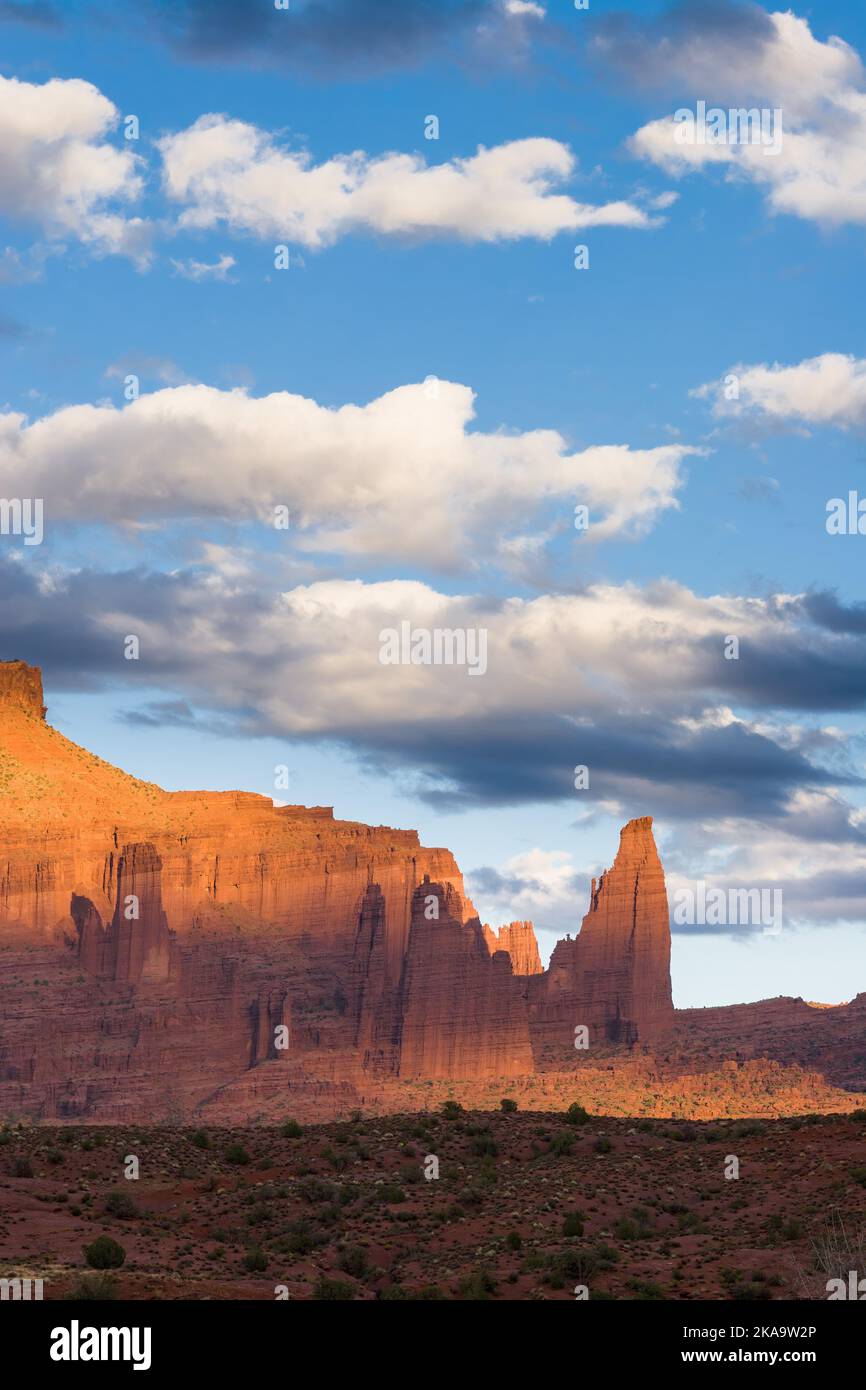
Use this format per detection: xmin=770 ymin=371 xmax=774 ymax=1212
xmin=2 ymin=0 xmax=866 ymax=1006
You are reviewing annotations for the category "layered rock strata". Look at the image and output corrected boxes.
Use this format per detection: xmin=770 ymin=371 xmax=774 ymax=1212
xmin=0 ymin=661 xmax=675 ymax=1120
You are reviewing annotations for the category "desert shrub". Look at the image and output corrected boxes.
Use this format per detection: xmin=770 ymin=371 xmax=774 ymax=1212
xmin=321 ymin=1145 xmax=347 ymax=1172
xmin=614 ymin=1217 xmax=640 ymax=1241
xmin=551 ymin=1244 xmax=615 ymax=1284
xmin=337 ymin=1246 xmax=369 ymax=1279
xmin=594 ymin=1137 xmax=613 ymax=1155
xmin=730 ymin=1120 xmax=764 ymax=1140
xmin=313 ymin=1277 xmax=356 ymax=1300
xmin=768 ymin=1213 xmax=803 ymax=1240
xmin=299 ymin=1176 xmax=337 ymax=1204
xmin=280 ymin=1120 xmax=302 ymax=1139
xmin=477 ymin=1156 xmax=498 ymax=1189
xmin=275 ymin=1232 xmax=301 ymax=1256
xmin=441 ymin=1100 xmax=464 ymax=1118
xmin=550 ymin=1132 xmax=574 ymax=1157
xmin=667 ymin=1126 xmax=697 ymax=1143
xmin=66 ymin=1273 xmax=119 ymax=1300
xmin=562 ymin=1211 xmax=585 ymax=1238
xmin=506 ymin=1231 xmax=523 ymax=1251
xmin=728 ymin=1277 xmax=774 ymax=1301
xmin=627 ymin=1278 xmax=665 ymax=1300
xmin=500 ymin=1098 xmax=518 ymax=1113
xmin=224 ymin=1143 xmax=251 ymax=1166
xmin=614 ymin=1209 xmax=653 ymax=1241
xmin=593 ymin=1241 xmax=620 ymax=1267
xmin=190 ymin=1129 xmax=210 ymax=1150
xmin=104 ymin=1191 xmax=139 ymax=1220
xmin=378 ymin=1183 xmax=406 ymax=1205
xmin=319 ymin=1204 xmax=343 ymax=1229
xmin=564 ymin=1103 xmax=590 ymax=1126
xmin=677 ymin=1209 xmax=708 ymax=1235
xmin=10 ymin=1156 xmax=33 ymax=1177
xmin=243 ymin=1184 xmax=275 ymax=1205
xmin=457 ymin=1269 xmax=497 ymax=1300
xmin=243 ymin=1248 xmax=268 ymax=1272
xmin=83 ymin=1235 xmax=126 ymax=1269
xmin=720 ymin=1267 xmax=776 ymax=1300
xmin=378 ymin=1284 xmax=446 ymax=1300
xmin=471 ymin=1135 xmax=498 ymax=1158
xmin=279 ymin=1220 xmax=318 ymax=1256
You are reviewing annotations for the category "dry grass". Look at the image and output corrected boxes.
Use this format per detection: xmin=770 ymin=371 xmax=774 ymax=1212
xmin=796 ymin=1208 xmax=866 ymax=1299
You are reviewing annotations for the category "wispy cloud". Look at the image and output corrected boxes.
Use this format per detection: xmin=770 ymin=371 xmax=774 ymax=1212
xmin=169 ymin=252 xmax=236 ymax=281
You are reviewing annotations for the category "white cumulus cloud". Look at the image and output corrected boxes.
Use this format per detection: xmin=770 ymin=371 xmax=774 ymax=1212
xmin=628 ymin=11 xmax=866 ymax=229
xmin=159 ymin=116 xmax=655 ymax=247
xmin=0 ymin=380 xmax=698 ymax=563
xmin=694 ymin=352 xmax=866 ymax=428
xmin=0 ymin=73 xmax=148 ymax=259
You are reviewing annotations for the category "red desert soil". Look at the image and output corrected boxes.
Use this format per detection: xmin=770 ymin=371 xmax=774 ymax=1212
xmin=1 ymin=1108 xmax=864 ymax=1301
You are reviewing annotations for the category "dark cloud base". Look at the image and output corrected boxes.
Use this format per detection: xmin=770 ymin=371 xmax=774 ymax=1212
xmin=0 ymin=1 xmax=64 ymax=29
xmin=590 ymin=0 xmax=775 ymax=91
xmin=130 ymin=0 xmax=505 ymax=77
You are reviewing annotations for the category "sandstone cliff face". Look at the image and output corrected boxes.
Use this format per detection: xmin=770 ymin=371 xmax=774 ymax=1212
xmin=0 ymin=659 xmax=46 ymax=719
xmin=80 ymin=843 xmax=173 ymax=985
xmin=529 ymin=817 xmax=674 ymax=1054
xmin=0 ymin=663 xmax=678 ymax=1121
xmin=397 ymin=882 xmax=534 ymax=1079
xmin=483 ymin=921 xmax=542 ymax=975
